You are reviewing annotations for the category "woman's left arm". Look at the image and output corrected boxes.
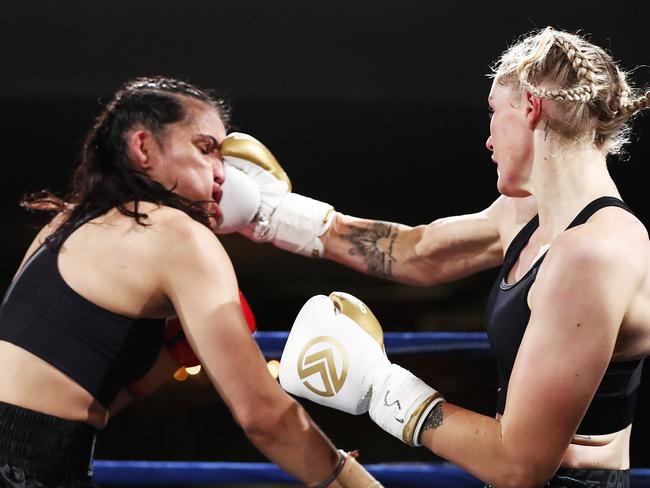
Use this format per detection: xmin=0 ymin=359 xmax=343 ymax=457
xmin=109 ymin=349 xmax=181 ymax=416
xmin=420 ymin=230 xmax=641 ymax=488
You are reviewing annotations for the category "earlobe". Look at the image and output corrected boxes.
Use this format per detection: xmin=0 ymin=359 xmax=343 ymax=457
xmin=526 ymin=92 xmax=542 ymax=130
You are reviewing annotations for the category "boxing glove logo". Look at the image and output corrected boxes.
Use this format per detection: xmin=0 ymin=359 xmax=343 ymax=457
xmin=297 ymin=336 xmax=349 ymax=397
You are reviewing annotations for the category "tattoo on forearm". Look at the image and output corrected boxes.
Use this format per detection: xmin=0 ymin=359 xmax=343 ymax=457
xmin=340 ymin=222 xmax=398 ymax=279
xmin=421 ymin=402 xmax=444 ymax=433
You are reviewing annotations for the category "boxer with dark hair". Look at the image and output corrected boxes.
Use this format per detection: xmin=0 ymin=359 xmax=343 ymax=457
xmin=0 ymin=76 xmax=380 ymax=487
xmin=221 ymin=27 xmax=650 ymax=488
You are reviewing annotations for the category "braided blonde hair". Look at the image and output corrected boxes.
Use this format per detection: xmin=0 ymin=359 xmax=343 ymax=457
xmin=492 ymin=27 xmax=649 ymax=155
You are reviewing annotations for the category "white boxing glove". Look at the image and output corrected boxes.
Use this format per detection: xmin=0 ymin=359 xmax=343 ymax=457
xmin=218 ymin=132 xmax=334 ymax=258
xmin=279 ymin=292 xmax=444 ymax=446
xmin=216 ymin=164 xmax=261 ymax=234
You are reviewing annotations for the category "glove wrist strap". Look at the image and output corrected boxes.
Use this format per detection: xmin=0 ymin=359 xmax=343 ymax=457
xmin=369 ymin=364 xmax=444 ymax=446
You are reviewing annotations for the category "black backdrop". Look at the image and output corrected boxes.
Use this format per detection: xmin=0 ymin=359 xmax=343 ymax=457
xmin=2 ymin=0 xmax=650 ymax=480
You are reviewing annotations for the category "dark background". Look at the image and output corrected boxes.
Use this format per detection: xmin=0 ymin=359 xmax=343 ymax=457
xmin=2 ymin=0 xmax=649 ymax=483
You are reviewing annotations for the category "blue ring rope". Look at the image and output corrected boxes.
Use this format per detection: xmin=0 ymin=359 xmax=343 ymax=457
xmin=254 ymin=331 xmax=491 ymax=358
xmin=93 ymin=461 xmax=482 ymax=485
xmin=93 ymin=461 xmax=650 ymax=486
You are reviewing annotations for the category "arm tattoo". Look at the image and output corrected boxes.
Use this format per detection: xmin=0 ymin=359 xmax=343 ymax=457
xmin=340 ymin=222 xmax=398 ymax=279
xmin=421 ymin=402 xmax=444 ymax=433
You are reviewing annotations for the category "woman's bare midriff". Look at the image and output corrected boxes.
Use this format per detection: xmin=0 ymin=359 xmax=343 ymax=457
xmin=562 ymin=426 xmax=631 ymax=470
xmin=0 ymin=340 xmax=109 ymax=429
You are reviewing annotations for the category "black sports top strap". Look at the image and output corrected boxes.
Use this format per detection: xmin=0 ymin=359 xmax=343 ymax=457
xmin=565 ymin=196 xmax=633 ymax=230
xmin=46 ymin=209 xmax=107 ymax=250
xmin=498 ymin=196 xmax=631 ymax=284
xmin=501 ymin=215 xmax=540 ymax=276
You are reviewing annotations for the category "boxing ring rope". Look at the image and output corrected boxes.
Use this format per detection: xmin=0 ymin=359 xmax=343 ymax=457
xmin=93 ymin=460 xmax=486 ymax=486
xmin=255 ymin=331 xmax=492 ymax=358
xmin=94 ymin=332 xmax=650 ymax=487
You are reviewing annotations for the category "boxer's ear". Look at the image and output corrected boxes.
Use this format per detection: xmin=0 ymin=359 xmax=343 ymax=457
xmin=127 ymin=129 xmax=159 ymax=170
xmin=525 ymin=91 xmax=542 ymax=130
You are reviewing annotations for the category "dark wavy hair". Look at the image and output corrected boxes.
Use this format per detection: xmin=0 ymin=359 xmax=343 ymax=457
xmin=23 ymin=76 xmax=231 ymax=249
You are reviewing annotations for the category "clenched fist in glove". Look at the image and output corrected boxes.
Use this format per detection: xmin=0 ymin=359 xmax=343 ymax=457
xmin=279 ymin=292 xmax=444 ymax=446
xmin=216 ymin=133 xmax=335 ymax=258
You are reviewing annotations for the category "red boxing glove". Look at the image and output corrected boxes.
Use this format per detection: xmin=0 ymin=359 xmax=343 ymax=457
xmin=239 ymin=289 xmax=257 ymax=333
xmin=165 ymin=289 xmax=257 ymax=368
xmin=164 ymin=316 xmax=199 ymax=368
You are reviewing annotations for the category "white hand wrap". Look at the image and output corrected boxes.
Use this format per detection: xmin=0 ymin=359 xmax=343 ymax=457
xmin=368 ymin=363 xmax=444 ymax=447
xmin=258 ymin=193 xmax=334 ymax=257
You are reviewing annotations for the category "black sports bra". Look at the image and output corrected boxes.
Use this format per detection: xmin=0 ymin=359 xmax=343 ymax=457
xmin=485 ymin=196 xmax=643 ymax=435
xmin=0 ymin=214 xmax=165 ymax=408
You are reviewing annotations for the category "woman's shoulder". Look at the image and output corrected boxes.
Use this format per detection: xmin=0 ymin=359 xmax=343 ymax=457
xmin=100 ymin=204 xmax=229 ymax=284
xmin=138 ymin=204 xmax=217 ymax=243
xmin=564 ymin=205 xmax=648 ymax=250
xmin=72 ymin=203 xmax=221 ymax=262
xmin=139 ymin=205 xmax=234 ymax=285
xmin=549 ymin=208 xmax=648 ymax=282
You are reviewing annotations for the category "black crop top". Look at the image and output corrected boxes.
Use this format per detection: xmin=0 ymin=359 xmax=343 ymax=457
xmin=485 ymin=196 xmax=643 ymax=435
xmin=0 ymin=216 xmax=166 ymax=408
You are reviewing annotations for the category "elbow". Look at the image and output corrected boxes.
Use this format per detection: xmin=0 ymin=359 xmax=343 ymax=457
xmin=489 ymin=460 xmax=557 ymax=488
xmin=237 ymin=408 xmax=282 ymax=444
xmin=240 ymin=416 xmax=282 ymax=447
xmin=236 ymin=397 xmax=304 ymax=447
xmin=493 ymin=470 xmax=540 ymax=488
xmin=487 ymin=421 xmax=561 ymax=488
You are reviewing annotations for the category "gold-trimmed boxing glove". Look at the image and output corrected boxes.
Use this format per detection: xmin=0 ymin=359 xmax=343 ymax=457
xmin=279 ymin=292 xmax=445 ymax=446
xmin=217 ymin=132 xmax=334 ymax=258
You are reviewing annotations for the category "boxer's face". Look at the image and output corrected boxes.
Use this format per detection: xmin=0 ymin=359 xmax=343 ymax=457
xmin=150 ymin=100 xmax=227 ymax=219
xmin=485 ymin=80 xmax=534 ymax=197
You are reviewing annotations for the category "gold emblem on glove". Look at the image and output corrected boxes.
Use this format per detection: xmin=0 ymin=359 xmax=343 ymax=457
xmin=297 ymin=336 xmax=349 ymax=397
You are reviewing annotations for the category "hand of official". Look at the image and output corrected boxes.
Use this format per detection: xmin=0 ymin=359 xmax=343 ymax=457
xmin=216 ymin=132 xmax=334 ymax=258
xmin=279 ymin=292 xmax=444 ymax=446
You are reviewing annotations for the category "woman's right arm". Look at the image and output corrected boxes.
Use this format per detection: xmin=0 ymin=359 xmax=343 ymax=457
xmin=321 ymin=195 xmax=532 ymax=286
xmin=157 ymin=218 xmax=344 ymax=485
xmin=218 ymin=133 xmax=533 ymax=287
